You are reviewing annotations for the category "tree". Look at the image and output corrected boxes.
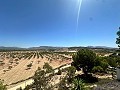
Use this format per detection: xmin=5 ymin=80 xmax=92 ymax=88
xmin=33 ymin=67 xmax=53 ymax=90
xmin=66 ymin=66 xmax=76 ymax=84
xmin=27 ymin=63 xmax=32 ymax=69
xmin=3 ymin=70 xmax=6 ymax=74
xmin=106 ymin=57 xmax=117 ymax=67
xmin=58 ymin=66 xmax=76 ymax=90
xmin=15 ymin=59 xmax=19 ymax=62
xmin=116 ymin=27 xmax=120 ymax=48
xmin=43 ymin=63 xmax=53 ymax=73
xmin=38 ymin=60 xmax=40 ymax=64
xmin=72 ymin=49 xmax=96 ymax=75
xmin=0 ymin=80 xmax=7 ymax=90
xmin=100 ymin=60 xmax=109 ymax=72
xmin=95 ymin=57 xmax=109 ymax=73
xmin=8 ymin=65 xmax=12 ymax=70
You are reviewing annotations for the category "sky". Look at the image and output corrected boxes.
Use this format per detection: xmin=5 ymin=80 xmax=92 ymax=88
xmin=0 ymin=0 xmax=119 ymax=48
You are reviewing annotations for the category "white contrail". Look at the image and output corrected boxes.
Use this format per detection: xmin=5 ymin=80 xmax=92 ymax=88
xmin=76 ymin=0 xmax=83 ymax=31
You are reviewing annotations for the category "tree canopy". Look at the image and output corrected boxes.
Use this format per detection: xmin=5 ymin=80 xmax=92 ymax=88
xmin=33 ymin=67 xmax=53 ymax=90
xmin=116 ymin=27 xmax=120 ymax=48
xmin=43 ymin=62 xmax=53 ymax=73
xmin=72 ymin=49 xmax=96 ymax=74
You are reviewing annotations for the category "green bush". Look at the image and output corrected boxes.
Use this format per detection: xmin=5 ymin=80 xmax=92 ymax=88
xmin=92 ymin=66 xmax=103 ymax=73
xmin=0 ymin=80 xmax=7 ymax=90
xmin=73 ymin=78 xmax=87 ymax=90
xmin=43 ymin=63 xmax=53 ymax=73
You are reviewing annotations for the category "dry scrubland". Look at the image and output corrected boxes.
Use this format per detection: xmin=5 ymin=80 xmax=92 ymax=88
xmin=0 ymin=51 xmax=72 ymax=85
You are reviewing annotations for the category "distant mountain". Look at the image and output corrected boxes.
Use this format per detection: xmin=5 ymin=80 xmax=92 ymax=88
xmin=0 ymin=46 xmax=117 ymax=51
xmin=68 ymin=46 xmax=117 ymax=50
xmin=87 ymin=46 xmax=115 ymax=49
xmin=0 ymin=46 xmax=25 ymax=50
xmin=0 ymin=46 xmax=68 ymax=51
xmin=29 ymin=46 xmax=67 ymax=50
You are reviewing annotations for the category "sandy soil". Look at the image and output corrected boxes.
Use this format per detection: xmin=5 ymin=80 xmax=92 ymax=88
xmin=0 ymin=52 xmax=72 ymax=85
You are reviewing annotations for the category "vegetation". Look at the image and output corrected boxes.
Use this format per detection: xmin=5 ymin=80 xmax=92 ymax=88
xmin=72 ymin=49 xmax=97 ymax=75
xmin=0 ymin=28 xmax=119 ymax=90
xmin=16 ymin=87 xmax=22 ymax=90
xmin=8 ymin=65 xmax=12 ymax=70
xmin=73 ymin=78 xmax=87 ymax=90
xmin=27 ymin=63 xmax=32 ymax=69
xmin=58 ymin=66 xmax=76 ymax=90
xmin=0 ymin=80 xmax=6 ymax=90
xmin=43 ymin=62 xmax=53 ymax=73
xmin=116 ymin=27 xmax=120 ymax=48
xmin=72 ymin=49 xmax=118 ymax=74
xmin=92 ymin=66 xmax=103 ymax=73
xmin=57 ymin=69 xmax=62 ymax=75
xmin=1 ymin=49 xmax=119 ymax=90
xmin=33 ymin=67 xmax=53 ymax=90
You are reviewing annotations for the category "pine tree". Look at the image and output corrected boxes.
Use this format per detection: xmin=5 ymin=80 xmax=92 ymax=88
xmin=116 ymin=27 xmax=120 ymax=48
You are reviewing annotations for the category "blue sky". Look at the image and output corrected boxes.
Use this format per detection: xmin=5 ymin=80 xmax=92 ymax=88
xmin=0 ymin=0 xmax=119 ymax=48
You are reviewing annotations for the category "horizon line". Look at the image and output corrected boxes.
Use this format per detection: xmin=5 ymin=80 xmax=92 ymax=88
xmin=0 ymin=45 xmax=117 ymax=48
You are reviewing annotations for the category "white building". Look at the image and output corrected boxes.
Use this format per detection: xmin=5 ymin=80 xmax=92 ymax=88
xmin=117 ymin=66 xmax=120 ymax=80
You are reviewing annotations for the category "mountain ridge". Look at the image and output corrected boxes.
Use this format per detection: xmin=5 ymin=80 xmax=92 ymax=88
xmin=0 ymin=46 xmax=117 ymax=50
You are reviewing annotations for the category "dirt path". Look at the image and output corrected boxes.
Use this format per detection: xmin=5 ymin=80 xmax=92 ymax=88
xmin=7 ymin=79 xmax=34 ymax=90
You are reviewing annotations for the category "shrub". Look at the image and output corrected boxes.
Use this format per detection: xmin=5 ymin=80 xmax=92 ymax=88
xmin=16 ymin=87 xmax=22 ymax=90
xmin=43 ymin=63 xmax=53 ymax=73
xmin=73 ymin=78 xmax=87 ymax=90
xmin=92 ymin=66 xmax=103 ymax=73
xmin=27 ymin=63 xmax=32 ymax=69
xmin=33 ymin=67 xmax=53 ymax=90
xmin=57 ymin=69 xmax=62 ymax=75
xmin=8 ymin=66 xmax=12 ymax=70
xmin=0 ymin=80 xmax=7 ymax=90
